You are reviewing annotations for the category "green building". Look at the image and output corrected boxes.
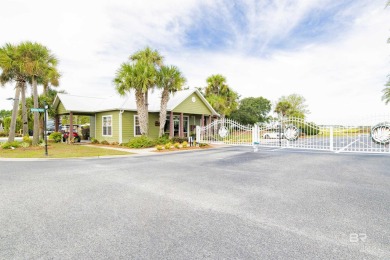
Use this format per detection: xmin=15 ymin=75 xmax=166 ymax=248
xmin=53 ymin=89 xmax=218 ymax=143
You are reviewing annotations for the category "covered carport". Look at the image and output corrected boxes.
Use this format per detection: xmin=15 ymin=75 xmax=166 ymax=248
xmin=52 ymin=94 xmax=103 ymax=142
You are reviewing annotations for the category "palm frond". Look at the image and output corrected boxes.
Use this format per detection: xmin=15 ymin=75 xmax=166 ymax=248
xmin=382 ymin=87 xmax=390 ymax=105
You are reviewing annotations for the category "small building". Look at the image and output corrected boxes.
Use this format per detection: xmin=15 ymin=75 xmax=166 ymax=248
xmin=52 ymin=89 xmax=218 ymax=143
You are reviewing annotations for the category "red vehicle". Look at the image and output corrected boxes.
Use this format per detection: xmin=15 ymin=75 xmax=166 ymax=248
xmin=63 ymin=132 xmax=81 ymax=142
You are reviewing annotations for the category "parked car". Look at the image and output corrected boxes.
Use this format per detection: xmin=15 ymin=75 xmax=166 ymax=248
xmin=263 ymin=131 xmax=284 ymax=139
xmin=63 ymin=132 xmax=81 ymax=142
xmin=45 ymin=124 xmax=55 ymax=135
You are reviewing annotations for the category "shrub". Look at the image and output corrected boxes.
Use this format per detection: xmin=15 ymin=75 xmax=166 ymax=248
xmin=21 ymin=142 xmax=30 ymax=148
xmin=101 ymin=140 xmax=109 ymax=145
xmin=91 ymin=138 xmax=99 ymax=144
xmin=164 ymin=142 xmax=172 ymax=150
xmin=182 ymin=141 xmax=188 ymax=148
xmin=49 ymin=132 xmax=62 ymax=143
xmin=125 ymin=136 xmax=155 ymax=148
xmin=1 ymin=141 xmax=20 ymax=149
xmin=111 ymin=142 xmax=119 ymax=146
xmin=23 ymin=135 xmax=32 ymax=144
xmin=199 ymin=143 xmax=209 ymax=147
xmin=156 ymin=145 xmax=163 ymax=151
xmin=174 ymin=142 xmax=180 ymax=149
xmin=0 ymin=132 xmax=7 ymax=137
xmin=3 ymin=117 xmax=22 ymax=134
xmin=299 ymin=123 xmax=320 ymax=136
xmin=170 ymin=137 xmax=187 ymax=143
xmin=155 ymin=135 xmax=171 ymax=145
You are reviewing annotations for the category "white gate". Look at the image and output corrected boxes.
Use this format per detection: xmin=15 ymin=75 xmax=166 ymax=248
xmin=197 ymin=116 xmax=390 ymax=153
xmin=197 ymin=118 xmax=253 ymax=145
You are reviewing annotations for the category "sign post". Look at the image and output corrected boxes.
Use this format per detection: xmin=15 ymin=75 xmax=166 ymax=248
xmin=44 ymin=103 xmax=48 ymax=156
xmin=30 ymin=108 xmax=45 ymax=112
xmin=31 ymin=106 xmax=49 ymax=156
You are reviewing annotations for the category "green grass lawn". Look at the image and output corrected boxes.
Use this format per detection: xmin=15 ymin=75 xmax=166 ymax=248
xmin=0 ymin=143 xmax=132 ymax=158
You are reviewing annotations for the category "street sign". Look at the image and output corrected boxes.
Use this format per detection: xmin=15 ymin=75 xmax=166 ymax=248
xmin=30 ymin=108 xmax=45 ymax=112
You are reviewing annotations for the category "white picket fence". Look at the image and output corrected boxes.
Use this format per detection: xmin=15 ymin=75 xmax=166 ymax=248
xmin=196 ymin=116 xmax=390 ymax=154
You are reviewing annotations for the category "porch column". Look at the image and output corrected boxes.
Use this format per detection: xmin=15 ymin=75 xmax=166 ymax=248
xmin=179 ymin=113 xmax=184 ymax=137
xmin=169 ymin=111 xmax=174 ymax=138
xmin=119 ymin=110 xmax=123 ymax=144
xmin=208 ymin=115 xmax=212 ymax=125
xmin=69 ymin=112 xmax=73 ymax=143
xmin=201 ymin=114 xmax=204 ymax=127
xmin=55 ymin=115 xmax=60 ymax=132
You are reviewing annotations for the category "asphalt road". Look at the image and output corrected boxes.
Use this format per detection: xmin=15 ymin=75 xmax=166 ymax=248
xmin=1 ymin=147 xmax=389 ymax=259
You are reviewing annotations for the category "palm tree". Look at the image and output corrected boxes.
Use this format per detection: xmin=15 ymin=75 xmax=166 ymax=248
xmin=18 ymin=42 xmax=59 ymax=145
xmin=0 ymin=43 xmax=28 ymax=142
xmin=156 ymin=65 xmax=186 ymax=137
xmin=204 ymin=74 xmax=239 ymax=118
xmin=40 ymin=67 xmax=60 ymax=95
xmin=130 ymin=47 xmax=164 ymax=135
xmin=20 ymin=80 xmax=28 ymax=136
xmin=114 ymin=47 xmax=163 ymax=136
xmin=130 ymin=47 xmax=164 ymax=66
xmin=37 ymin=66 xmax=61 ymax=139
xmin=274 ymin=101 xmax=292 ymax=117
xmin=382 ymin=79 xmax=390 ymax=105
xmin=114 ymin=61 xmax=156 ymax=135
xmin=205 ymin=74 xmax=227 ymax=96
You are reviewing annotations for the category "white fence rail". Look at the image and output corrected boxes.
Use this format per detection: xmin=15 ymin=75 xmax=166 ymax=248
xmin=197 ymin=116 xmax=390 ymax=154
xmin=196 ymin=118 xmax=253 ymax=146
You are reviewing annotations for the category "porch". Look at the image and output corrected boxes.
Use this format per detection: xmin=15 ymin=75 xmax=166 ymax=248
xmin=165 ymin=112 xmax=215 ymax=138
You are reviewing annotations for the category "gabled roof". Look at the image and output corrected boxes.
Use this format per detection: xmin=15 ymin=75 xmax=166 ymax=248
xmin=53 ymin=88 xmax=219 ymax=115
xmin=52 ymin=94 xmax=105 ymax=113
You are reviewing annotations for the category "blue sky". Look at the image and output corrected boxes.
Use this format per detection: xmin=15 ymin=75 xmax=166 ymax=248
xmin=0 ymin=0 xmax=389 ymax=123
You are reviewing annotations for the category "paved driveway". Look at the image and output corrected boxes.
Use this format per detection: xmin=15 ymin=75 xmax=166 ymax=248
xmin=0 ymin=147 xmax=389 ymax=259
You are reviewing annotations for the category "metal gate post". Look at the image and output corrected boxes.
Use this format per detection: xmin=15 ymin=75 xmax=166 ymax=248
xmin=329 ymin=126 xmax=334 ymax=151
xmin=252 ymin=124 xmax=259 ymax=144
xmin=196 ymin=126 xmax=200 ymax=144
xmin=252 ymin=124 xmax=259 ymax=152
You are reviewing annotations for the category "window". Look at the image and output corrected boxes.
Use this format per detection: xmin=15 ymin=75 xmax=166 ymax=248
xmin=102 ymin=115 xmax=112 ymax=136
xmin=134 ymin=115 xmax=141 ymax=136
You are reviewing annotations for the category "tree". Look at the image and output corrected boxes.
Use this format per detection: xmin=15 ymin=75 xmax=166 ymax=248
xmin=22 ymin=88 xmax=65 ymax=139
xmin=274 ymin=101 xmax=292 ymax=117
xmin=114 ymin=47 xmax=163 ymax=136
xmin=39 ymin=67 xmax=61 ymax=95
xmin=20 ymin=80 xmax=28 ymax=136
xmin=114 ymin=62 xmax=157 ymax=135
xmin=275 ymin=94 xmax=309 ymax=118
xmin=0 ymin=43 xmax=28 ymax=142
xmin=130 ymin=47 xmax=163 ymax=67
xmin=205 ymin=74 xmax=227 ymax=96
xmin=383 ymin=2 xmax=390 ymax=104
xmin=382 ymin=77 xmax=390 ymax=105
xmin=0 ymin=110 xmax=12 ymax=120
xmin=18 ymin=42 xmax=59 ymax=145
xmin=156 ymin=65 xmax=186 ymax=137
xmin=230 ymin=97 xmax=271 ymax=125
xmin=203 ymin=74 xmax=239 ymax=118
xmin=130 ymin=47 xmax=163 ymax=135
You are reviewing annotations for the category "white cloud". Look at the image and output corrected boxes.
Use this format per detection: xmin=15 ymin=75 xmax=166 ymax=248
xmin=0 ymin=0 xmax=389 ymax=125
